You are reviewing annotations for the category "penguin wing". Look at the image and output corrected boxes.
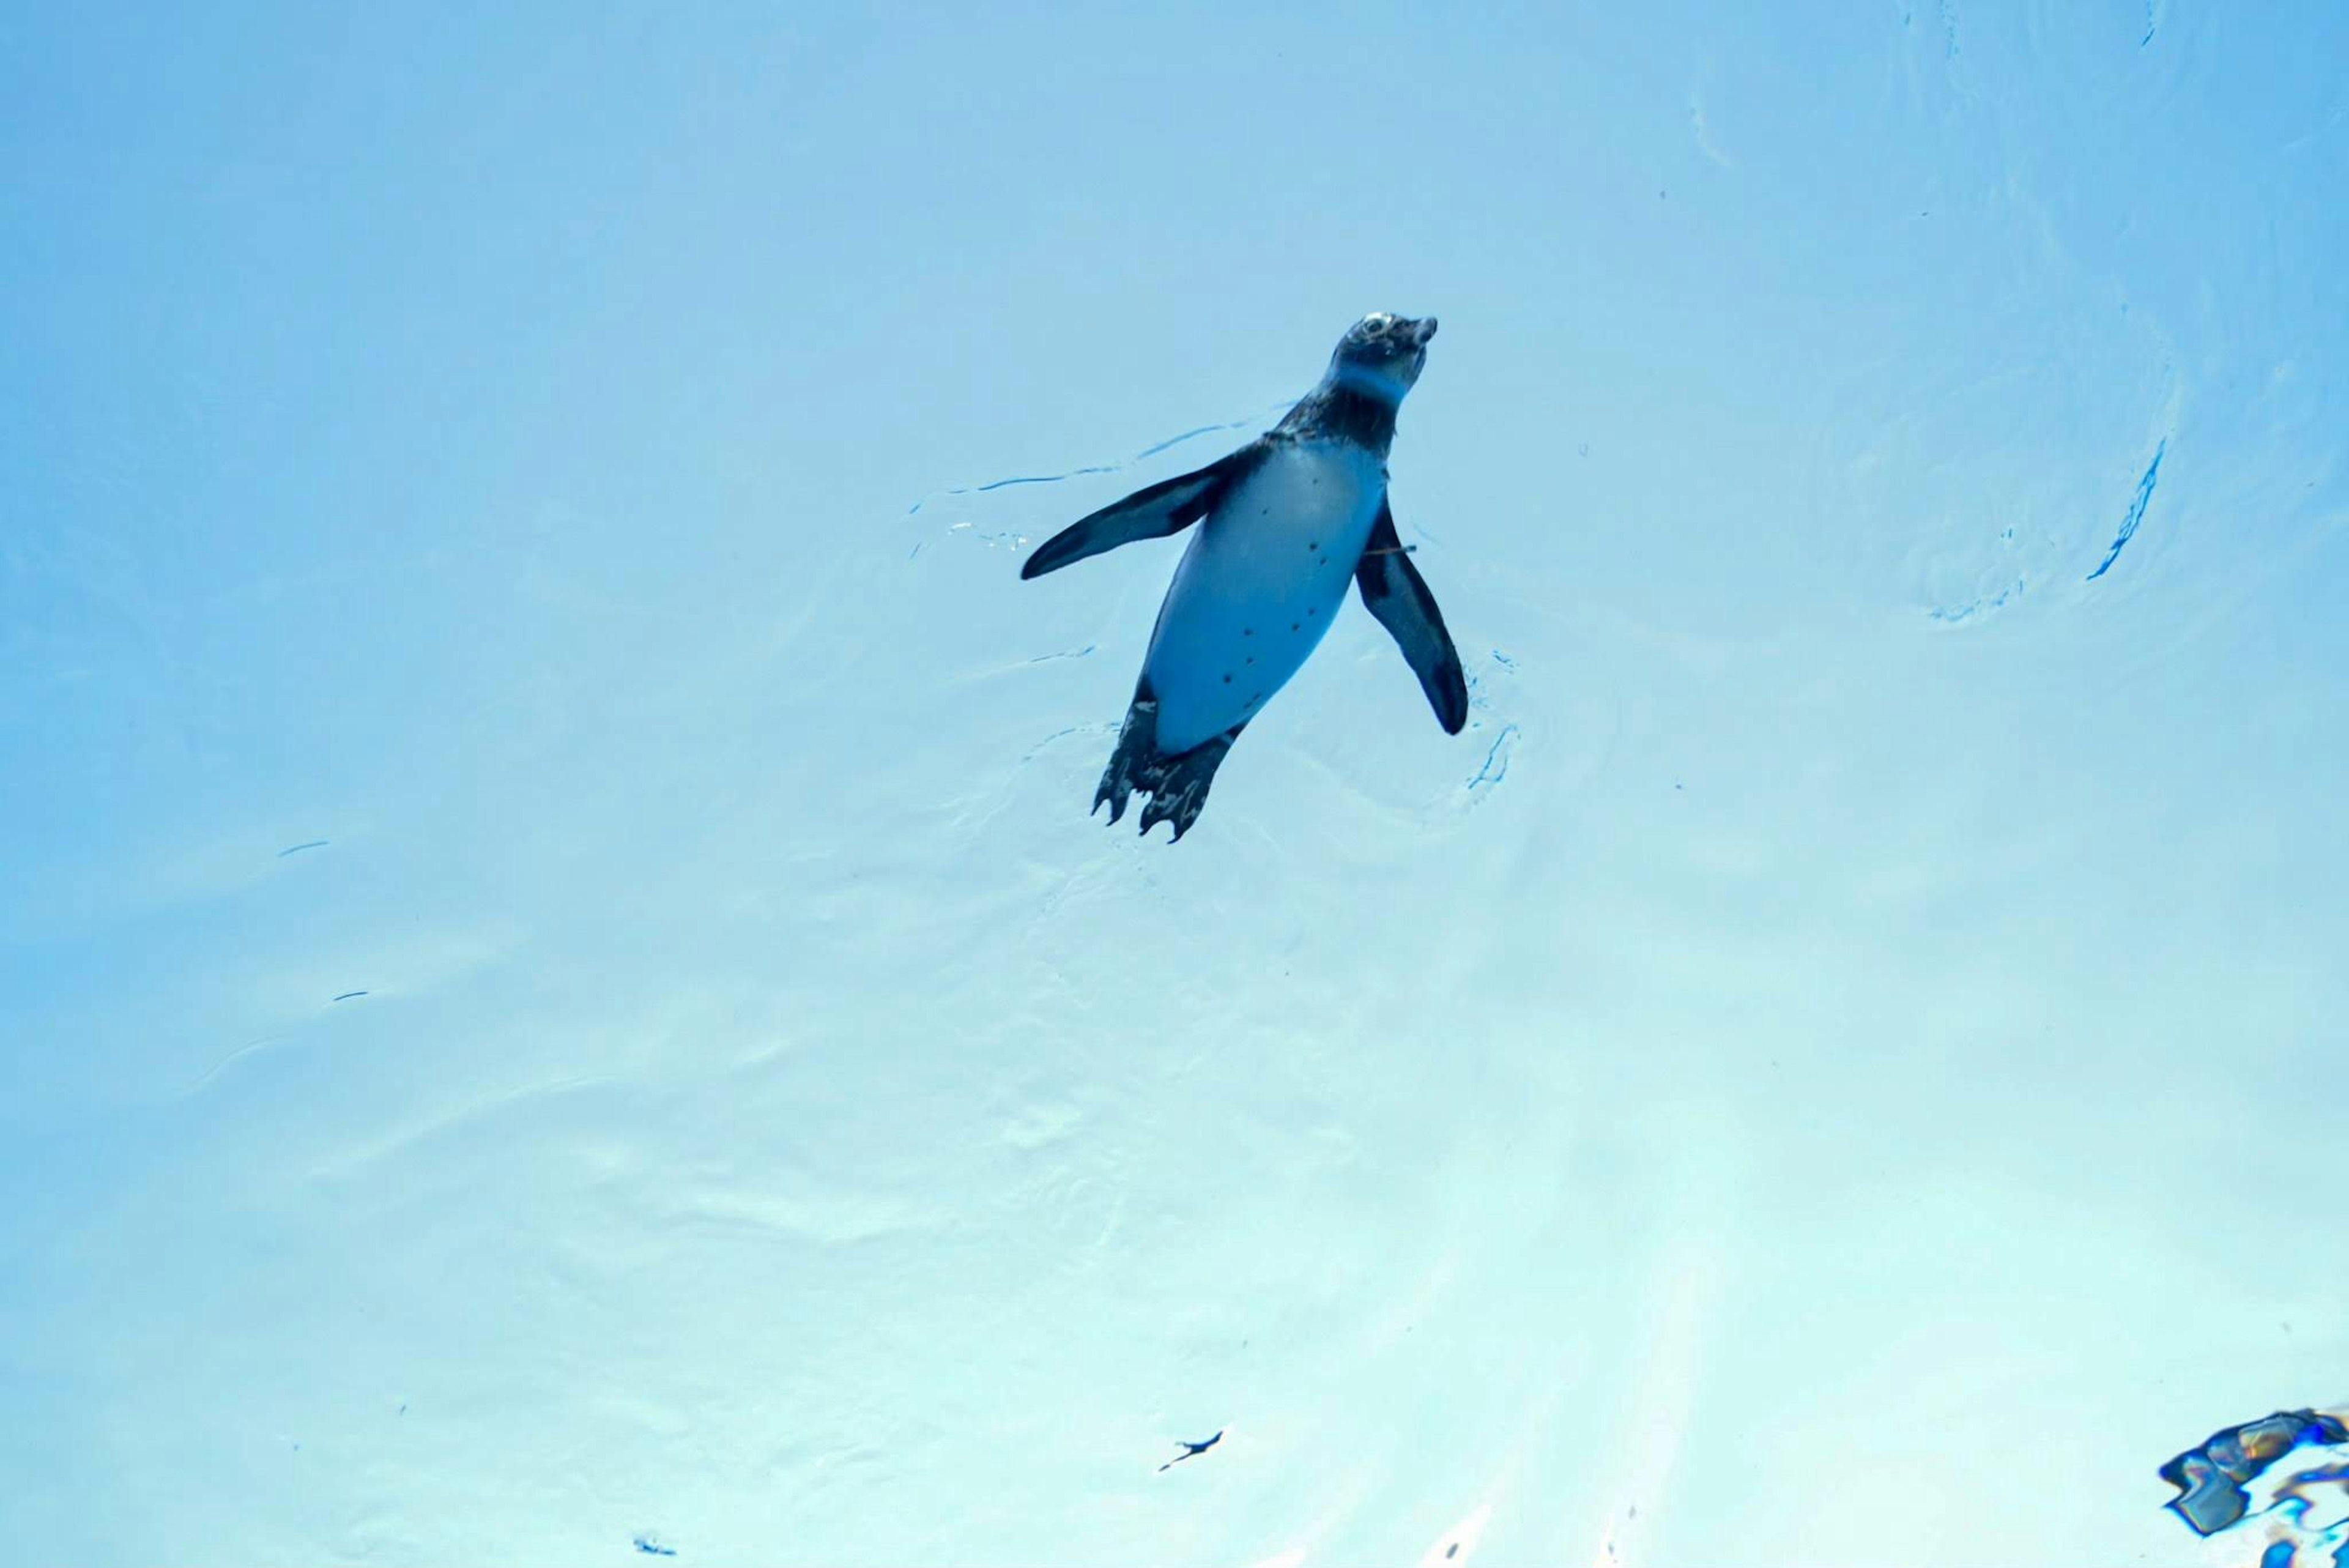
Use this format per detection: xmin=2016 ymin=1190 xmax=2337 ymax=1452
xmin=1019 ymin=445 xmax=1263 ymax=581
xmin=1356 ymin=499 xmax=1469 ymax=735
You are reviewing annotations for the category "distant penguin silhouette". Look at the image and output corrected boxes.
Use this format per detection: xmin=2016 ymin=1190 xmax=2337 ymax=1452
xmin=1020 ymin=313 xmax=1468 ymax=841
xmin=1159 ymin=1429 xmax=1225 ymax=1472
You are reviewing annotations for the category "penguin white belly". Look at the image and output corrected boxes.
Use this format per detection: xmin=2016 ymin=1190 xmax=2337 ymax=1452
xmin=1142 ymin=439 xmax=1386 ymax=754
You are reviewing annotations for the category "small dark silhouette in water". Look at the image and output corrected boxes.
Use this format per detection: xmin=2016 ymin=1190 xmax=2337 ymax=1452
xmin=1159 ymin=1430 xmax=1224 ymax=1473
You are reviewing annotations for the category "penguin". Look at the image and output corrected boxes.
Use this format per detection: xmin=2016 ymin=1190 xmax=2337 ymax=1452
xmin=1159 ymin=1429 xmax=1225 ymax=1472
xmin=1019 ymin=312 xmax=1468 ymax=841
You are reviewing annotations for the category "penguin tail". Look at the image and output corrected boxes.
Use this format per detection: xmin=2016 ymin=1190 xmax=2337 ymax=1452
xmin=1091 ymin=689 xmax=1241 ymax=843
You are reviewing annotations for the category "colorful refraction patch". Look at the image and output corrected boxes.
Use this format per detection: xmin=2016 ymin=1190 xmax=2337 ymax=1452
xmin=2161 ymin=1408 xmax=2349 ymax=1566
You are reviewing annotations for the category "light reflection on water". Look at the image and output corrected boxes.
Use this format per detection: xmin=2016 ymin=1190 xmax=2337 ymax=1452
xmin=2162 ymin=1409 xmax=2349 ymax=1567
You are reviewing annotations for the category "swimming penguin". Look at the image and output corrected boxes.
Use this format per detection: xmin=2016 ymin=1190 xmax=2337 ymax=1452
xmin=1019 ymin=313 xmax=1468 ymax=841
xmin=1159 ymin=1429 xmax=1225 ymax=1472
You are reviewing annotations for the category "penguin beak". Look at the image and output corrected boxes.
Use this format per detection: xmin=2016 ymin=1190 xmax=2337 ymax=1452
xmin=1407 ymin=316 xmax=1438 ymax=347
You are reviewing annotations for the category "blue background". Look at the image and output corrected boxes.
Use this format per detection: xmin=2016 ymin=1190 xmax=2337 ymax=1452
xmin=4 ymin=3 xmax=2344 ymax=1563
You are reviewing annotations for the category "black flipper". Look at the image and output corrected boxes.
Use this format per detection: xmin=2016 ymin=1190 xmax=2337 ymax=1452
xmin=1093 ymin=678 xmax=1245 ymax=842
xmin=1019 ymin=445 xmax=1261 ymax=581
xmin=1355 ymin=498 xmax=1469 ymax=734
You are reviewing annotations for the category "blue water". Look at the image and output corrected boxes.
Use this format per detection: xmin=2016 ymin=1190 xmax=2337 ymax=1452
xmin=3 ymin=4 xmax=2345 ymax=1564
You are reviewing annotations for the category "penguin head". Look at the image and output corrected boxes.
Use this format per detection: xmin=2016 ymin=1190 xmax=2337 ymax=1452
xmin=1329 ymin=312 xmax=1438 ymax=402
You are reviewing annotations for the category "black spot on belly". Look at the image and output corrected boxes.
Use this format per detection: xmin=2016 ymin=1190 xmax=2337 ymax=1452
xmin=1242 ymin=627 xmax=1253 ymax=637
xmin=1244 ymin=655 xmax=1254 ymax=665
xmin=1222 ymin=673 xmax=1233 ymax=683
xmin=1308 ymin=540 xmax=1318 ymax=550
xmin=1308 ymin=606 xmax=1319 ymax=617
xmin=1290 ymin=623 xmax=1300 ymax=632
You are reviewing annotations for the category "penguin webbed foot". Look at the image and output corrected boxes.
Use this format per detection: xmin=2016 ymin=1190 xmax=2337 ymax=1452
xmin=1089 ymin=694 xmax=1238 ymax=844
xmin=1134 ymin=738 xmax=1231 ymax=842
xmin=1092 ymin=699 xmax=1151 ymax=829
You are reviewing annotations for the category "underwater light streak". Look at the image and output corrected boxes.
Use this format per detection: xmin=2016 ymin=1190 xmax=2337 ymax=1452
xmin=2086 ymin=439 xmax=2167 ymax=582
